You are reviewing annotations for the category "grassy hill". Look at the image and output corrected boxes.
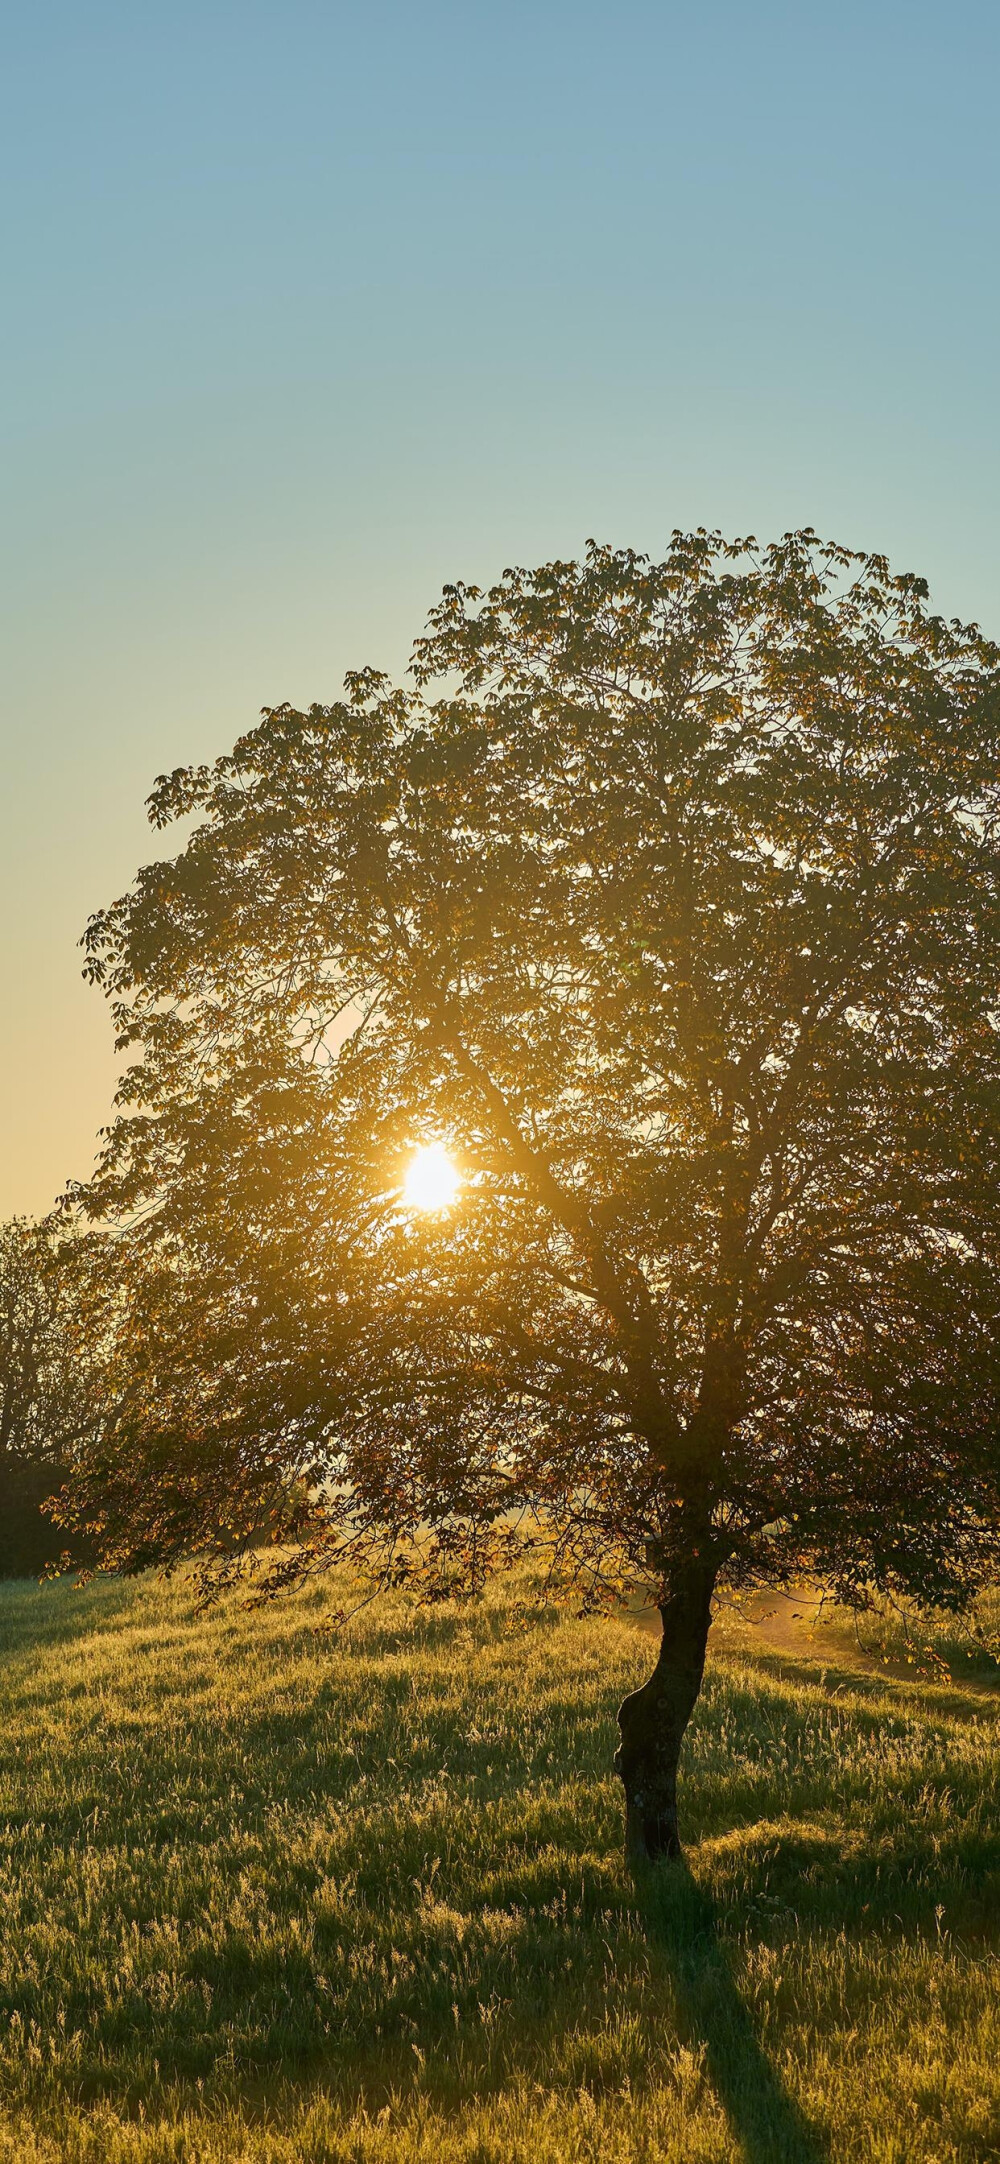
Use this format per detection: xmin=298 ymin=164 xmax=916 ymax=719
xmin=0 ymin=1569 xmax=998 ymax=2163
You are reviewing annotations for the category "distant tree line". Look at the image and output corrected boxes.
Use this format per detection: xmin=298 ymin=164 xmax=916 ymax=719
xmin=0 ymin=1219 xmax=82 ymax=1576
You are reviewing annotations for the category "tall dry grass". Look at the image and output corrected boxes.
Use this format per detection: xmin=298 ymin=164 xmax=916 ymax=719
xmin=0 ymin=1568 xmax=997 ymax=2160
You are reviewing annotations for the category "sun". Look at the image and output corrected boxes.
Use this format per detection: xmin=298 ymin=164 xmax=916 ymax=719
xmin=402 ymin=1141 xmax=461 ymax=1213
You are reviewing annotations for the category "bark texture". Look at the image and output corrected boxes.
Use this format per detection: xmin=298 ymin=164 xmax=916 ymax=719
xmin=615 ymin=1556 xmax=716 ymax=1862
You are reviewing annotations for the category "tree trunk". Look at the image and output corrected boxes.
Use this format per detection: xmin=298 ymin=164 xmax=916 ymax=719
xmin=615 ymin=1554 xmax=716 ymax=1864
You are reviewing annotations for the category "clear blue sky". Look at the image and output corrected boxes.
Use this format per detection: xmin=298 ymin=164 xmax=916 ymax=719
xmin=2 ymin=0 xmax=998 ymax=1215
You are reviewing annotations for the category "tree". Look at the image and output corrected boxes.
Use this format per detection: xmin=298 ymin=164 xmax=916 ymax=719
xmin=67 ymin=531 xmax=1000 ymax=1859
xmin=0 ymin=1219 xmax=81 ymax=1575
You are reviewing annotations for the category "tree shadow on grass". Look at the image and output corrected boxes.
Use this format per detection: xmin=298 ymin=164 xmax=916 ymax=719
xmin=747 ymin=1642 xmax=1000 ymax=1728
xmin=0 ymin=1571 xmax=137 ymax=1659
xmin=639 ymin=1860 xmax=829 ymax=2164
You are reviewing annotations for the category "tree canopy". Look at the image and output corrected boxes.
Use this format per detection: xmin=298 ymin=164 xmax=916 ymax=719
xmin=63 ymin=530 xmax=1000 ymax=1852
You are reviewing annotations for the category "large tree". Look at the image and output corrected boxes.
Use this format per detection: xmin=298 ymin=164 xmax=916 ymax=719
xmin=66 ymin=531 xmax=1000 ymax=1858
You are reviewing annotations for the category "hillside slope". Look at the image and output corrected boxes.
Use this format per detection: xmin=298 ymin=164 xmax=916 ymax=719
xmin=0 ymin=1570 xmax=997 ymax=2162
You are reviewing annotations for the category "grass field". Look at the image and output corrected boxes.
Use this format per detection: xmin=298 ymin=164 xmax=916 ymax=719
xmin=0 ymin=1568 xmax=998 ymax=2163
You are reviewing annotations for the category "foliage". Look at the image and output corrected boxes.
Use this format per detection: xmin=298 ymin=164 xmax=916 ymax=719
xmin=63 ymin=530 xmax=1000 ymax=1624
xmin=0 ymin=1568 xmax=999 ymax=2160
xmin=0 ymin=1220 xmax=71 ymax=1462
xmin=0 ymin=1220 xmax=82 ymax=1576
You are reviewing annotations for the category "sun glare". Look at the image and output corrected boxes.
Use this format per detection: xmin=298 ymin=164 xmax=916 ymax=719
xmin=402 ymin=1141 xmax=461 ymax=1213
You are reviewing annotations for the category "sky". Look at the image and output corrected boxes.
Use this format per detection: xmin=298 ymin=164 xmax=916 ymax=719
xmin=2 ymin=0 xmax=999 ymax=1217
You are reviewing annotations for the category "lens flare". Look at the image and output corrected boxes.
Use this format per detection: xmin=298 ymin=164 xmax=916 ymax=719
xmin=402 ymin=1141 xmax=461 ymax=1212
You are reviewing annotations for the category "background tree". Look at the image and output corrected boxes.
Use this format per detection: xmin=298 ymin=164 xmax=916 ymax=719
xmin=65 ymin=531 xmax=1000 ymax=1859
xmin=0 ymin=1219 xmax=81 ymax=1576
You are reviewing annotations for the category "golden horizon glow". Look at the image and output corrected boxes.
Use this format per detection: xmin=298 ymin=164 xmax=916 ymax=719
xmin=402 ymin=1141 xmax=461 ymax=1213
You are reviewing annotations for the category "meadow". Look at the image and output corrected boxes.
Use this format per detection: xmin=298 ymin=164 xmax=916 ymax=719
xmin=0 ymin=1567 xmax=998 ymax=2163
